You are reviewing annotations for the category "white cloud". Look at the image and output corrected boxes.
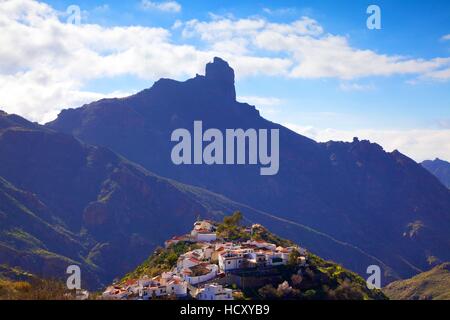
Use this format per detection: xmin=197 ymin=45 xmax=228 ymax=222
xmin=238 ymin=95 xmax=283 ymax=107
xmin=437 ymin=119 xmax=450 ymax=129
xmin=339 ymin=82 xmax=375 ymax=92
xmin=0 ymin=0 xmax=295 ymax=123
xmin=284 ymin=123 xmax=450 ymax=162
xmin=238 ymin=95 xmax=283 ymax=117
xmin=180 ymin=16 xmax=450 ymax=80
xmin=93 ymin=4 xmax=109 ymax=12
xmin=1 ymin=0 xmax=450 ymax=127
xmin=262 ymin=7 xmax=297 ymax=16
xmin=442 ymin=34 xmax=450 ymax=41
xmin=182 ymin=16 xmax=323 ymax=41
xmin=140 ymin=0 xmax=181 ymax=13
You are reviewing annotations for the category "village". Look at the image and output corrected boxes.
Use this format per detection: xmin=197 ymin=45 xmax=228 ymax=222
xmin=102 ymin=219 xmax=308 ymax=300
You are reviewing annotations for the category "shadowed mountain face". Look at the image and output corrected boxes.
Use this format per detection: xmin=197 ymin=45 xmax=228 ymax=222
xmin=46 ymin=57 xmax=450 ymax=282
xmin=422 ymin=158 xmax=450 ymax=189
xmin=0 ymin=111 xmax=266 ymax=288
xmin=2 ymin=110 xmax=386 ymax=289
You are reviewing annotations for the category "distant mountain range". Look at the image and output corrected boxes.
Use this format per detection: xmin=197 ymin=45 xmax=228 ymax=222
xmin=422 ymin=158 xmax=450 ymax=189
xmin=41 ymin=57 xmax=450 ymax=284
xmin=1 ymin=58 xmax=450 ymax=290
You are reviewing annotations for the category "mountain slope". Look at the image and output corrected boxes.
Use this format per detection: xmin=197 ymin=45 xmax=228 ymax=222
xmin=46 ymin=57 xmax=450 ymax=282
xmin=120 ymin=217 xmax=387 ymax=300
xmin=422 ymin=158 xmax=450 ymax=189
xmin=0 ymin=111 xmax=234 ymax=288
xmin=383 ymin=262 xmax=450 ymax=300
xmin=0 ymin=110 xmax=385 ymax=288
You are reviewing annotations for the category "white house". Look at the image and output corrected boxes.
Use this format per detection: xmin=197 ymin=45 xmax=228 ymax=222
xmin=218 ymin=249 xmax=253 ymax=271
xmin=199 ymin=243 xmax=214 ymax=260
xmin=245 ymin=240 xmax=276 ymax=251
xmin=138 ymin=272 xmax=187 ymax=299
xmin=182 ymin=263 xmax=218 ymax=285
xmin=177 ymin=255 xmax=202 ymax=271
xmin=197 ymin=283 xmax=233 ymax=300
xmin=265 ymin=252 xmax=287 ymax=266
xmin=196 ymin=231 xmax=217 ymax=242
xmin=193 ymin=220 xmax=215 ymax=232
xmin=102 ymin=286 xmax=129 ymax=300
xmin=191 ymin=220 xmax=217 ymax=242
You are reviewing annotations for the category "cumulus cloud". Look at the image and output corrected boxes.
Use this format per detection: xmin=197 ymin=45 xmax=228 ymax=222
xmin=284 ymin=123 xmax=450 ymax=162
xmin=140 ymin=0 xmax=181 ymax=13
xmin=0 ymin=0 xmax=295 ymax=122
xmin=0 ymin=0 xmax=193 ymax=122
xmin=180 ymin=16 xmax=450 ymax=80
xmin=1 ymin=0 xmax=450 ymax=128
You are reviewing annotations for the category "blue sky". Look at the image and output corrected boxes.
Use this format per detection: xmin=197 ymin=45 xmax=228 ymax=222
xmin=1 ymin=0 xmax=450 ymax=161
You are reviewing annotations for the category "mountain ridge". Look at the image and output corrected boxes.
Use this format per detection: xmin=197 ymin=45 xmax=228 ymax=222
xmin=383 ymin=262 xmax=450 ymax=300
xmin=0 ymin=110 xmax=392 ymax=288
xmin=112 ymin=214 xmax=387 ymax=300
xmin=422 ymin=158 xmax=450 ymax=189
xmin=46 ymin=57 xmax=450 ymax=282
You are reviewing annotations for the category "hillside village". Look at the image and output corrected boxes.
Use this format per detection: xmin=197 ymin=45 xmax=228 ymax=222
xmin=102 ymin=216 xmax=308 ymax=300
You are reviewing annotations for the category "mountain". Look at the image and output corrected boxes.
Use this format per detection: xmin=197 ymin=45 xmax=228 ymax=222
xmin=0 ymin=110 xmax=384 ymax=289
xmin=117 ymin=216 xmax=387 ymax=300
xmin=422 ymin=158 xmax=450 ymax=189
xmin=383 ymin=262 xmax=450 ymax=300
xmin=46 ymin=57 xmax=450 ymax=283
xmin=0 ymin=111 xmax=246 ymax=288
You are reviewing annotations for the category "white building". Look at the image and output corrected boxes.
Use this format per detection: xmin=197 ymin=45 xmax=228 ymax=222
xmin=196 ymin=231 xmax=217 ymax=242
xmin=177 ymin=255 xmax=202 ymax=271
xmin=218 ymin=249 xmax=254 ymax=271
xmin=245 ymin=240 xmax=276 ymax=251
xmin=191 ymin=220 xmax=217 ymax=242
xmin=265 ymin=252 xmax=288 ymax=266
xmin=193 ymin=220 xmax=215 ymax=232
xmin=138 ymin=272 xmax=187 ymax=299
xmin=102 ymin=286 xmax=129 ymax=300
xmin=197 ymin=283 xmax=233 ymax=300
xmin=182 ymin=263 xmax=218 ymax=285
xmin=198 ymin=243 xmax=214 ymax=260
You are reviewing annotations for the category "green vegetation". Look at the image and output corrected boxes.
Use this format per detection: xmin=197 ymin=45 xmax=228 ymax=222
xmin=251 ymin=224 xmax=294 ymax=247
xmin=120 ymin=213 xmax=388 ymax=300
xmin=216 ymin=211 xmax=251 ymax=241
xmin=0 ymin=277 xmax=72 ymax=300
xmin=383 ymin=262 xmax=450 ymax=300
xmin=253 ymin=253 xmax=386 ymax=300
xmin=0 ymin=266 xmax=73 ymax=300
xmin=3 ymin=228 xmax=44 ymax=249
xmin=121 ymin=242 xmax=200 ymax=282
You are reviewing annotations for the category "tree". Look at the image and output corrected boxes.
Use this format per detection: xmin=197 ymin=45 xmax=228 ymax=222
xmin=288 ymin=249 xmax=301 ymax=266
xmin=223 ymin=211 xmax=242 ymax=227
xmin=258 ymin=284 xmax=279 ymax=299
xmin=331 ymin=279 xmax=365 ymax=300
